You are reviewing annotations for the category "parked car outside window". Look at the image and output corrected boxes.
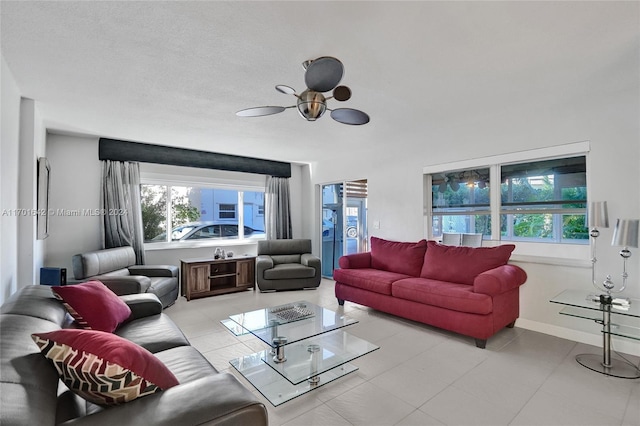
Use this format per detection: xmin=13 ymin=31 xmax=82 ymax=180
xmin=151 ymin=222 xmax=265 ymax=242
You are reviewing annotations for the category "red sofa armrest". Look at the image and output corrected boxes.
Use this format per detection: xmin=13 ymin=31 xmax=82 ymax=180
xmin=473 ymin=264 xmax=527 ymax=296
xmin=338 ymin=252 xmax=372 ymax=269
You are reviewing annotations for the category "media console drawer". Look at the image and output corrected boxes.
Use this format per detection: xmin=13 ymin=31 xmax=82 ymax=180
xmin=180 ymin=256 xmax=256 ymax=300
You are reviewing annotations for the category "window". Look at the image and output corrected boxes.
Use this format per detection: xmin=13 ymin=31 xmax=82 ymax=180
xmin=432 ymin=167 xmax=491 ymax=237
xmin=219 ymin=203 xmax=236 ymax=219
xmin=141 ymin=184 xmax=265 ymax=243
xmin=500 ymin=157 xmax=587 ymax=243
xmin=428 ymin=154 xmax=588 ymax=245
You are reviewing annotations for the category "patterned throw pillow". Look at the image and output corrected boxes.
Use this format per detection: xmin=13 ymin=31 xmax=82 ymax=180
xmin=51 ymin=280 xmax=131 ymax=332
xmin=32 ymin=329 xmax=179 ymax=406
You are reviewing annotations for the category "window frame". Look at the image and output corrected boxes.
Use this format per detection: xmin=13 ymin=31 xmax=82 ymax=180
xmin=423 ymin=141 xmax=591 ymax=262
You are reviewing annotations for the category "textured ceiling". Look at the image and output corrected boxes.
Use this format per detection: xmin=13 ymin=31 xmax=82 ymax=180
xmin=1 ymin=1 xmax=637 ymax=165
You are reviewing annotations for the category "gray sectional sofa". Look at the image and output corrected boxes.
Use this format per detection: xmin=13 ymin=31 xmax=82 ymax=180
xmin=72 ymin=246 xmax=180 ymax=308
xmin=0 ymin=285 xmax=268 ymax=426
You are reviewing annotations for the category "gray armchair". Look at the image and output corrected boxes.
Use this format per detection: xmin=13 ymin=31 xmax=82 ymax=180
xmin=256 ymin=239 xmax=321 ymax=291
xmin=72 ymin=246 xmax=179 ymax=308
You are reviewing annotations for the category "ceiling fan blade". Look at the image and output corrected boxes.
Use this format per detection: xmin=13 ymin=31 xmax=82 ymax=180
xmin=275 ymin=85 xmax=296 ymax=95
xmin=305 ymin=56 xmax=344 ymax=93
xmin=330 ymin=108 xmax=370 ymax=125
xmin=236 ymin=106 xmax=286 ymax=117
xmin=333 ymin=85 xmax=351 ymax=102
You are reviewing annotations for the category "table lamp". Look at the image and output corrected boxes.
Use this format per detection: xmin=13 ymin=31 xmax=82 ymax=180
xmin=599 ymin=219 xmax=639 ymax=300
xmin=589 ymin=201 xmax=609 ymax=288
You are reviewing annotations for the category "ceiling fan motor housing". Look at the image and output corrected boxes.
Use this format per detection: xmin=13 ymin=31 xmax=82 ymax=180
xmin=297 ymin=89 xmax=326 ymax=121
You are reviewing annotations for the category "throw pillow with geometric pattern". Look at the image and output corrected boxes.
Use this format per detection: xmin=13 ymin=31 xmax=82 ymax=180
xmin=32 ymin=329 xmax=179 ymax=406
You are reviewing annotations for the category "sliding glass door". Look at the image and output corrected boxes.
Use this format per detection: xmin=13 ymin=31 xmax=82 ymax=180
xmin=321 ymin=180 xmax=368 ymax=277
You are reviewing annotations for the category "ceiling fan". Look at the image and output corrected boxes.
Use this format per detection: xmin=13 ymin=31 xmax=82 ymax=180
xmin=236 ymin=56 xmax=370 ymax=125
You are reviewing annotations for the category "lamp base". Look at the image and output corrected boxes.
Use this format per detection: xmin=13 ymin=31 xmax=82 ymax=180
xmin=599 ymin=294 xmax=612 ymax=305
xmin=575 ymin=354 xmax=640 ymax=379
xmin=587 ymin=293 xmax=631 ymax=306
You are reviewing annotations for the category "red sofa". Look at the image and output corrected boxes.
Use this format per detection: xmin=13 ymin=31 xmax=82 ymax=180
xmin=333 ymin=237 xmax=527 ymax=348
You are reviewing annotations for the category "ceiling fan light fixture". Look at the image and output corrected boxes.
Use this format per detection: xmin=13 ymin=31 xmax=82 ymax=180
xmin=297 ymin=90 xmax=326 ymax=121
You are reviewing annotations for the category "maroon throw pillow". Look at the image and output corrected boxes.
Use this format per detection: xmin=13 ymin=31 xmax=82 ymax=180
xmin=420 ymin=240 xmax=515 ymax=284
xmin=32 ymin=329 xmax=179 ymax=406
xmin=51 ymin=280 xmax=131 ymax=333
xmin=371 ymin=237 xmax=428 ymax=276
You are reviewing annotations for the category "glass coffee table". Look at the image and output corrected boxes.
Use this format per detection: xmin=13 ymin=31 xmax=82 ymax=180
xmin=223 ymin=301 xmax=379 ymax=406
xmin=550 ymin=289 xmax=640 ymax=379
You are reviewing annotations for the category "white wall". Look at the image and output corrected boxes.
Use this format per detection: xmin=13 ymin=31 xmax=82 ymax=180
xmin=17 ymin=98 xmax=46 ymax=288
xmin=44 ymin=134 xmax=103 ymax=275
xmin=1 ymin=54 xmax=21 ymax=303
xmin=0 ymin=54 xmax=47 ymax=304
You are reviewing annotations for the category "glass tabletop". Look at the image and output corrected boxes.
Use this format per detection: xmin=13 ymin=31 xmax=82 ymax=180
xmin=550 ymin=289 xmax=640 ymax=318
xmin=230 ymin=353 xmax=359 ymax=407
xmin=260 ymin=329 xmax=379 ymax=385
xmin=227 ymin=300 xmax=358 ymax=347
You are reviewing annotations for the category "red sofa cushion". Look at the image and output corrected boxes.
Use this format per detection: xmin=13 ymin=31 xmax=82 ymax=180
xmin=51 ymin=280 xmax=132 ymax=332
xmin=370 ymin=237 xmax=427 ymax=277
xmin=392 ymin=277 xmax=492 ymax=315
xmin=420 ymin=241 xmax=515 ymax=285
xmin=333 ymin=268 xmax=409 ymax=295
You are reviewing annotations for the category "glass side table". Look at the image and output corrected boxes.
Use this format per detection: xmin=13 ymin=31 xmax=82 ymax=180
xmin=550 ymin=289 xmax=640 ymax=379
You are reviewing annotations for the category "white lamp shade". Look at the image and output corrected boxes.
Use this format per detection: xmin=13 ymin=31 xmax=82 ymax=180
xmin=589 ymin=201 xmax=609 ymax=228
xmin=611 ymin=219 xmax=639 ymax=248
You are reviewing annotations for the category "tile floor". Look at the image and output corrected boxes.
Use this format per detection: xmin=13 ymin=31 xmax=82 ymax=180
xmin=165 ymin=279 xmax=640 ymax=426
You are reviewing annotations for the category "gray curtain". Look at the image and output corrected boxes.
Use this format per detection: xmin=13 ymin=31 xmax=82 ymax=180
xmin=101 ymin=160 xmax=146 ymax=264
xmin=265 ymin=176 xmax=292 ymax=239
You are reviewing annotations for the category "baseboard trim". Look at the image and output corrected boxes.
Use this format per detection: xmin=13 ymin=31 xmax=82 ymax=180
xmin=516 ymin=318 xmax=640 ymax=357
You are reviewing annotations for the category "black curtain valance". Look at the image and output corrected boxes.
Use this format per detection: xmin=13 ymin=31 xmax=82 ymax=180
xmin=99 ymin=138 xmax=291 ymax=178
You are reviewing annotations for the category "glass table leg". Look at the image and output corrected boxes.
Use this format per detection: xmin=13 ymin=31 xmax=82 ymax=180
xmin=575 ymin=305 xmax=640 ymax=379
xmin=307 ymin=344 xmax=321 ymax=386
xmin=272 ymin=337 xmax=287 ymax=363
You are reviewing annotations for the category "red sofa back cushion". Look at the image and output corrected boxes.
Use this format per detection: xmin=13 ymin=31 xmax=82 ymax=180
xmin=371 ymin=237 xmax=427 ymax=276
xmin=420 ymin=241 xmax=515 ymax=284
